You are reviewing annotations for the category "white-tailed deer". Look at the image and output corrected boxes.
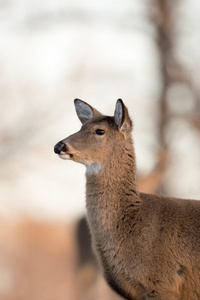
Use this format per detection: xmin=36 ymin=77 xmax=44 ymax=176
xmin=54 ymin=99 xmax=200 ymax=300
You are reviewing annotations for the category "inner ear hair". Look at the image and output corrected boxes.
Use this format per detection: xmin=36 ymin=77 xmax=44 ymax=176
xmin=74 ymin=99 xmax=102 ymax=124
xmin=114 ymin=99 xmax=133 ymax=137
xmin=114 ymin=99 xmax=124 ymax=129
xmin=74 ymin=99 xmax=94 ymax=124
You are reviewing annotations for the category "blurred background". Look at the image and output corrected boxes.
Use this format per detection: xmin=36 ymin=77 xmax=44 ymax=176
xmin=1 ymin=0 xmax=200 ymax=299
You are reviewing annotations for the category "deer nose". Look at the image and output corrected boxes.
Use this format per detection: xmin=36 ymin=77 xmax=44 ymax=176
xmin=54 ymin=141 xmax=67 ymax=154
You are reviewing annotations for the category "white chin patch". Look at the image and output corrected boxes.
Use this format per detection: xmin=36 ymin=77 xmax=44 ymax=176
xmin=58 ymin=154 xmax=71 ymax=160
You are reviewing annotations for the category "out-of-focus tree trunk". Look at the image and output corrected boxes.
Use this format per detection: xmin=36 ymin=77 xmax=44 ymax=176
xmin=147 ymin=0 xmax=200 ymax=194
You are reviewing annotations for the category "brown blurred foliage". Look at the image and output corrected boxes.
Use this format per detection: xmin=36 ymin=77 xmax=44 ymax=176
xmin=0 ymin=219 xmax=77 ymax=300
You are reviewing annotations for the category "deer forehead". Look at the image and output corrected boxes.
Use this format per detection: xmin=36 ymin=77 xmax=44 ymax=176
xmin=81 ymin=116 xmax=117 ymax=131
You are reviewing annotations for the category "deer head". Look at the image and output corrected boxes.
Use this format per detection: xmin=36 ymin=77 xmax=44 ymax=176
xmin=54 ymin=99 xmax=133 ymax=172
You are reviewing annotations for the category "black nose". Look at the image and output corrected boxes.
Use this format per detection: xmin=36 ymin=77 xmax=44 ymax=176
xmin=54 ymin=141 xmax=67 ymax=154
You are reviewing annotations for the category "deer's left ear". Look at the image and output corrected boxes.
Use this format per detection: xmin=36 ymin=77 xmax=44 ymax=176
xmin=114 ymin=99 xmax=133 ymax=137
xmin=74 ymin=99 xmax=102 ymax=124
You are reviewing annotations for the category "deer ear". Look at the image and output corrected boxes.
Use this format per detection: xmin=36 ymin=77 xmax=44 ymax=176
xmin=74 ymin=99 xmax=102 ymax=124
xmin=114 ymin=99 xmax=133 ymax=137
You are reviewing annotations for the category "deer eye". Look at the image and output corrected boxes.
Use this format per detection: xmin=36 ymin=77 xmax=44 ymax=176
xmin=95 ymin=129 xmax=105 ymax=135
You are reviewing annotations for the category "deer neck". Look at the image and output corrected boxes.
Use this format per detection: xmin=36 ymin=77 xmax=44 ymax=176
xmin=85 ymin=138 xmax=140 ymax=239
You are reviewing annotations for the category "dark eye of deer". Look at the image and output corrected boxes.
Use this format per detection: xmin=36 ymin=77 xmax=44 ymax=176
xmin=95 ymin=129 xmax=105 ymax=135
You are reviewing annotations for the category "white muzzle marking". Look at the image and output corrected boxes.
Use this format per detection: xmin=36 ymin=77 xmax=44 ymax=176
xmin=58 ymin=154 xmax=71 ymax=160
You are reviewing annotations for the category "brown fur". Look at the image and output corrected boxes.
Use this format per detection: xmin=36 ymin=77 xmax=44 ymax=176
xmin=54 ymin=99 xmax=200 ymax=300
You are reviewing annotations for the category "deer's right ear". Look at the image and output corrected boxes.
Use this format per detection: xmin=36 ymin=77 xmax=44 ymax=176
xmin=114 ymin=99 xmax=133 ymax=137
xmin=74 ymin=99 xmax=102 ymax=124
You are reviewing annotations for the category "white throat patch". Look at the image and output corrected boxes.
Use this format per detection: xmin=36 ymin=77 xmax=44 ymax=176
xmin=86 ymin=163 xmax=103 ymax=175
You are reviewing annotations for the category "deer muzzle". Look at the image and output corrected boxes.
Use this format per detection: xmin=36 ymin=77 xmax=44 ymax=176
xmin=54 ymin=141 xmax=74 ymax=160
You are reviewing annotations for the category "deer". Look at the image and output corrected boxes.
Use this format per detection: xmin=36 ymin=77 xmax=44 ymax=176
xmin=54 ymin=99 xmax=200 ymax=300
